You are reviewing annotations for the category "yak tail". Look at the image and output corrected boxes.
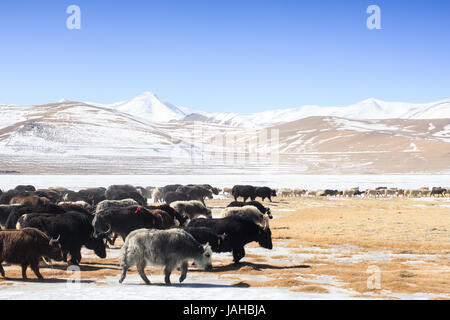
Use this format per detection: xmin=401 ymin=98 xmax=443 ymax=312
xmin=118 ymin=241 xmax=129 ymax=268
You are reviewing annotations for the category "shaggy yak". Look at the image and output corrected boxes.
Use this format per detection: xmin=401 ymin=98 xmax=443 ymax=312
xmin=119 ymin=228 xmax=213 ymax=285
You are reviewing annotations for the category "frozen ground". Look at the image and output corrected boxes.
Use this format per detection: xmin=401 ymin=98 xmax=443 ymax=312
xmin=1 ymin=174 xmax=449 ymax=191
xmin=0 ymin=242 xmax=446 ymax=300
xmin=0 ymin=273 xmax=360 ymax=300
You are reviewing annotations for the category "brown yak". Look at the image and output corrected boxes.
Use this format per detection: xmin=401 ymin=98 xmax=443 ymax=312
xmin=10 ymin=195 xmax=52 ymax=207
xmin=0 ymin=228 xmax=63 ymax=280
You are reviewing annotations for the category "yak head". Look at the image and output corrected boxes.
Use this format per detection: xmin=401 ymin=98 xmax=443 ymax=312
xmin=88 ymin=229 xmax=111 ymax=259
xmin=265 ymin=207 xmax=273 ymax=219
xmin=195 ymin=243 xmax=213 ymax=271
xmin=47 ymin=235 xmax=64 ymax=261
xmin=92 ymin=212 xmax=110 ymax=238
xmin=257 ymin=225 xmax=273 ymax=250
xmin=90 ymin=213 xmax=111 ymax=258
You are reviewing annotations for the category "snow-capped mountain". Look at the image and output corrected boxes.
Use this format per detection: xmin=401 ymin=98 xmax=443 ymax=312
xmin=86 ymin=93 xmax=450 ymax=128
xmin=89 ymin=92 xmax=186 ymax=123
xmin=1 ymin=94 xmax=449 ymax=174
xmin=182 ymin=98 xmax=450 ymax=128
xmin=0 ymin=101 xmax=194 ymax=158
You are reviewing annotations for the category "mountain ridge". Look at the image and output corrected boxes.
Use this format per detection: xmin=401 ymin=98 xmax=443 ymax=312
xmin=0 ymin=99 xmax=449 ymax=174
xmin=84 ymin=93 xmax=450 ymax=127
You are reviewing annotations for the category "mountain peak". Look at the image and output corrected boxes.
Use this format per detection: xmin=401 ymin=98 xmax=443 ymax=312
xmin=135 ymin=91 xmax=158 ymax=99
xmin=111 ymin=92 xmax=185 ymax=123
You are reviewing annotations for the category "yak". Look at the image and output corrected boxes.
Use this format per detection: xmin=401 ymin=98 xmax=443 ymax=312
xmin=119 ymin=228 xmax=213 ymax=285
xmin=0 ymin=228 xmax=62 ymax=280
xmin=188 ymin=215 xmax=272 ymax=264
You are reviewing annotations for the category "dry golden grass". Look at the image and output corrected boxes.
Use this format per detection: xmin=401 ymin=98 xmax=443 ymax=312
xmin=207 ymin=196 xmax=450 ymax=298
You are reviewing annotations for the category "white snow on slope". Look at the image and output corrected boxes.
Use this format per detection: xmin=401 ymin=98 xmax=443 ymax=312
xmin=98 ymin=92 xmax=186 ymax=123
xmin=178 ymin=98 xmax=450 ymax=128
xmin=85 ymin=94 xmax=450 ymax=128
xmin=0 ymin=102 xmax=195 ymax=157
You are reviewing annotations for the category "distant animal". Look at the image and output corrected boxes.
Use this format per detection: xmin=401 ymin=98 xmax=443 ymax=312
xmin=231 ymin=185 xmax=256 ymax=202
xmin=221 ymin=206 xmax=270 ymax=230
xmin=169 ymin=201 xmax=212 ymax=220
xmin=146 ymin=204 xmax=187 ymax=227
xmin=188 ymin=216 xmax=272 ymax=264
xmin=119 ymin=228 xmax=213 ymax=285
xmin=48 ymin=186 xmax=69 ymax=193
xmin=431 ymin=187 xmax=445 ymax=197
xmin=342 ymin=189 xmax=357 ymax=197
xmin=176 ymin=185 xmax=213 ymax=205
xmin=160 ymin=184 xmax=183 ymax=198
xmin=254 ymin=187 xmax=277 ymax=202
xmin=95 ymin=199 xmax=139 ymax=213
xmin=226 ymin=201 xmax=272 ymax=218
xmin=105 ymin=185 xmax=147 ymax=206
xmin=222 ymin=187 xmax=232 ymax=196
xmin=278 ymin=189 xmax=293 ymax=197
xmin=321 ymin=189 xmax=340 ymax=196
xmin=152 ymin=188 xmax=164 ymax=203
xmin=62 ymin=190 xmax=85 ymax=203
xmin=293 ymin=189 xmax=306 ymax=197
xmin=188 ymin=184 xmax=220 ymax=195
xmin=444 ymin=188 xmax=450 ymax=197
xmin=305 ymin=190 xmax=317 ymax=197
xmin=35 ymin=189 xmax=64 ymax=203
xmin=14 ymin=185 xmax=36 ymax=192
xmin=58 ymin=201 xmax=93 ymax=213
xmin=57 ymin=203 xmax=91 ymax=216
xmin=10 ymin=196 xmax=51 ymax=207
xmin=405 ymin=189 xmax=421 ymax=198
xmin=0 ymin=228 xmax=63 ymax=280
xmin=164 ymin=191 xmax=189 ymax=204
xmin=383 ymin=189 xmax=397 ymax=197
xmin=152 ymin=209 xmax=179 ymax=229
xmin=0 ymin=189 xmax=34 ymax=205
xmin=135 ymin=186 xmax=153 ymax=199
xmin=77 ymin=187 xmax=107 ymax=205
xmin=365 ymin=189 xmax=380 ymax=197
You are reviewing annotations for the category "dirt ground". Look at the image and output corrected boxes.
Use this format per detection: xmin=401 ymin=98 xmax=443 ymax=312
xmin=0 ymin=196 xmax=449 ymax=299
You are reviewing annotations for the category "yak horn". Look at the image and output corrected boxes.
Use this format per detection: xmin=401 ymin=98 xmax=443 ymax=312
xmin=49 ymin=235 xmax=60 ymax=245
xmin=99 ymin=226 xmax=112 ymax=238
xmin=263 ymin=216 xmax=270 ymax=230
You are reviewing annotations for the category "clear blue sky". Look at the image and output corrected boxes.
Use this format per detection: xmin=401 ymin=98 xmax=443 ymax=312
xmin=0 ymin=0 xmax=449 ymax=112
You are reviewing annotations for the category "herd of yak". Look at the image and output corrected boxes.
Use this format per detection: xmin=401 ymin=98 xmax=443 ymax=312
xmin=0 ymin=184 xmax=275 ymax=285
